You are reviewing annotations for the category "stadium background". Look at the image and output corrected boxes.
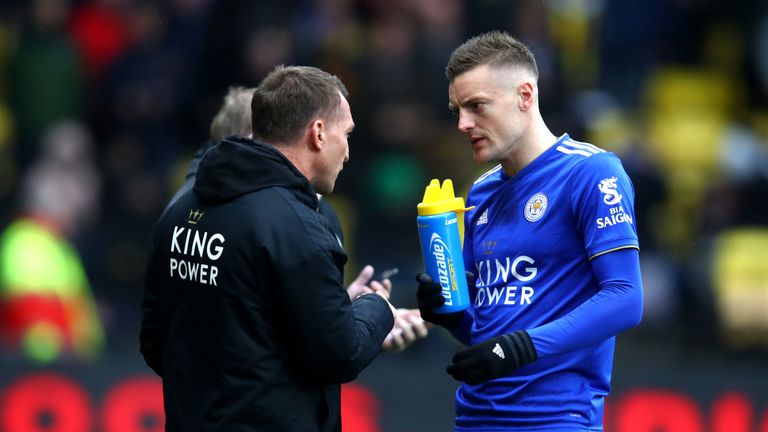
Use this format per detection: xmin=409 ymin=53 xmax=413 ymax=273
xmin=1 ymin=0 xmax=768 ymax=430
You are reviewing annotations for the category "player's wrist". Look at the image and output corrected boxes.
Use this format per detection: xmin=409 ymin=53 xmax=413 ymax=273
xmin=500 ymin=330 xmax=537 ymax=369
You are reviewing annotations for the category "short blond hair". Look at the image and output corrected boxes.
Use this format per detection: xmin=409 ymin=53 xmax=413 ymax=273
xmin=209 ymin=86 xmax=256 ymax=142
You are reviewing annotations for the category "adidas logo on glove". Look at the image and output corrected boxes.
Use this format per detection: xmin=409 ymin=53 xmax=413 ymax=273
xmin=492 ymin=343 xmax=505 ymax=359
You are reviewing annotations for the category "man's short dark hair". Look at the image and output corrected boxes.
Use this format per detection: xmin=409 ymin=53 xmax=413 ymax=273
xmin=445 ymin=31 xmax=539 ymax=82
xmin=209 ymin=86 xmax=256 ymax=143
xmin=251 ymin=65 xmax=349 ymax=144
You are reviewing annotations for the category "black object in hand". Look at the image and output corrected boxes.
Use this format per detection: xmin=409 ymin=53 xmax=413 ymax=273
xmin=446 ymin=330 xmax=537 ymax=385
xmin=415 ymin=272 xmax=466 ymax=329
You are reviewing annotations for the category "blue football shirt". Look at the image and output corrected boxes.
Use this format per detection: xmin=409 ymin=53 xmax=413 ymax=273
xmin=456 ymin=134 xmax=639 ymax=431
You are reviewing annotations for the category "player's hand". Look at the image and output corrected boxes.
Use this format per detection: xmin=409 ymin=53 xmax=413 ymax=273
xmin=382 ymin=309 xmax=430 ymax=352
xmin=446 ymin=331 xmax=537 ymax=384
xmin=415 ymin=272 xmax=469 ymax=329
xmin=348 ymin=265 xmax=392 ymax=301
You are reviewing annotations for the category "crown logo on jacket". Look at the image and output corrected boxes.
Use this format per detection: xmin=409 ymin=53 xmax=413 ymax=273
xmin=188 ymin=209 xmax=204 ymax=224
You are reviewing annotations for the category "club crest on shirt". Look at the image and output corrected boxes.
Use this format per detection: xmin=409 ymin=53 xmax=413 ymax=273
xmin=524 ymin=193 xmax=548 ymax=222
xmin=598 ymin=177 xmax=622 ymax=205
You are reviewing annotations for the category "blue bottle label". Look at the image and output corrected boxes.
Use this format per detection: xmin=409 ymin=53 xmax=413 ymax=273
xmin=417 ymin=213 xmax=470 ymax=313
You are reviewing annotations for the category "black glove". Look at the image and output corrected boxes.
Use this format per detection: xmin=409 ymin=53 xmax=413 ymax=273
xmin=415 ymin=272 xmax=471 ymax=329
xmin=446 ymin=330 xmax=537 ymax=385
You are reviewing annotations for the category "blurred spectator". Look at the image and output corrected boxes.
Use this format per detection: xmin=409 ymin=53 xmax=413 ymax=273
xmin=9 ymin=0 xmax=83 ymax=165
xmin=0 ymin=121 xmax=103 ymax=363
xmin=706 ymin=121 xmax=768 ymax=229
xmin=69 ymin=0 xmax=129 ymax=78
xmin=95 ymin=0 xmax=192 ymax=172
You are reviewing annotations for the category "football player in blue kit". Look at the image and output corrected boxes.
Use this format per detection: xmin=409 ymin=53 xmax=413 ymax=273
xmin=416 ymin=31 xmax=643 ymax=431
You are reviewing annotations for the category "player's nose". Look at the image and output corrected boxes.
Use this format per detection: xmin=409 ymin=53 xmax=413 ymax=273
xmin=457 ymin=111 xmax=474 ymax=133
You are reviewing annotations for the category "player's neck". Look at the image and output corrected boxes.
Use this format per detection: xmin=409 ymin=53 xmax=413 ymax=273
xmin=501 ymin=122 xmax=556 ymax=177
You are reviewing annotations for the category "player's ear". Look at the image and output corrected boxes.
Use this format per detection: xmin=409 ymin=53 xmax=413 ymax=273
xmin=518 ymin=82 xmax=534 ymax=111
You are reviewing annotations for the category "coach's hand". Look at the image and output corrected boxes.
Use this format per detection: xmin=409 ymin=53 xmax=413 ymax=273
xmin=415 ymin=272 xmax=467 ymax=329
xmin=446 ymin=331 xmax=537 ymax=385
xmin=347 ymin=265 xmax=392 ymax=301
xmin=382 ymin=309 xmax=429 ymax=352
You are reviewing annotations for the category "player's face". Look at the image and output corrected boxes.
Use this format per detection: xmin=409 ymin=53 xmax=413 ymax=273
xmin=448 ymin=64 xmax=526 ymax=164
xmin=315 ymin=93 xmax=353 ymax=194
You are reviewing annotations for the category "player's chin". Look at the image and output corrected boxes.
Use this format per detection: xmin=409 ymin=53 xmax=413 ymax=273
xmin=472 ymin=149 xmax=493 ymax=164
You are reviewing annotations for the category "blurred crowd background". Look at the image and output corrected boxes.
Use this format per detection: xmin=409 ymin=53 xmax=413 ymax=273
xmin=1 ymin=0 xmax=768 ymax=429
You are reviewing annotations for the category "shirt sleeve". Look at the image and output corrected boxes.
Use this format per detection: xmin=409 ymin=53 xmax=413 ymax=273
xmin=273 ymin=210 xmax=394 ymax=384
xmin=526 ymin=248 xmax=643 ymax=357
xmin=570 ymin=153 xmax=639 ymax=258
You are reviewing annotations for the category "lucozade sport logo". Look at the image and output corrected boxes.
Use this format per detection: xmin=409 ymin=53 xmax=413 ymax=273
xmin=430 ymin=233 xmax=458 ymax=305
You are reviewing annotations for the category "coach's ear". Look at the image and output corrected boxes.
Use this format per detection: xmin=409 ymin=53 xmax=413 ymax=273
xmin=309 ymin=119 xmax=325 ymax=152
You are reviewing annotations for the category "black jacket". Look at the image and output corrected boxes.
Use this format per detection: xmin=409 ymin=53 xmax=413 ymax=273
xmin=165 ymin=138 xmax=343 ymax=241
xmin=140 ymin=136 xmax=393 ymax=431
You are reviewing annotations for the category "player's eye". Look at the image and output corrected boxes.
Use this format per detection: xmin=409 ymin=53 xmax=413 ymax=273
xmin=470 ymin=102 xmax=485 ymax=111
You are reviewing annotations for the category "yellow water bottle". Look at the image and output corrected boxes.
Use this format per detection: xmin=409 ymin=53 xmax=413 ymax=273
xmin=416 ymin=179 xmax=473 ymax=313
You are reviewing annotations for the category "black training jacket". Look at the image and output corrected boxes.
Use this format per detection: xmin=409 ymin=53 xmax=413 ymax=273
xmin=140 ymin=136 xmax=394 ymax=431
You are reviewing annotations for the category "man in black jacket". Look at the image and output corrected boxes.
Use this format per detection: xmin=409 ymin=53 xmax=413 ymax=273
xmin=167 ymin=85 xmax=428 ymax=352
xmin=140 ymin=66 xmax=396 ymax=431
